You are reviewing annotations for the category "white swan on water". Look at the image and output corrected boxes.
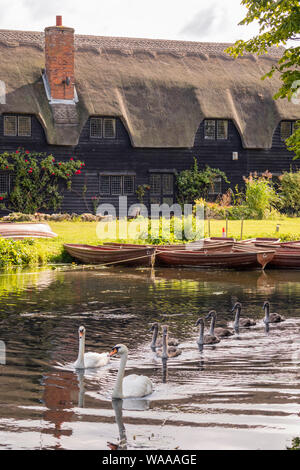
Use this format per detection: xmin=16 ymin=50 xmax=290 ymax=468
xmin=109 ymin=344 xmax=153 ymax=399
xmin=74 ymin=326 xmax=110 ymax=369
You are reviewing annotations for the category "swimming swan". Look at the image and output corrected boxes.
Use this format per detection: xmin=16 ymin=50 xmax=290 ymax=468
xmin=109 ymin=344 xmax=153 ymax=399
xmin=206 ymin=310 xmax=234 ymax=337
xmin=156 ymin=325 xmax=182 ymax=358
xmin=263 ymin=301 xmax=285 ymax=323
xmin=150 ymin=322 xmax=179 ymax=348
xmin=232 ymin=302 xmax=256 ymax=328
xmin=74 ymin=326 xmax=110 ymax=369
xmin=195 ymin=317 xmax=220 ymax=345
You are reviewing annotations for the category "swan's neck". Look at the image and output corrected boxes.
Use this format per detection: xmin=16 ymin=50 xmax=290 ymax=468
xmin=198 ymin=322 xmax=204 ymax=344
xmin=234 ymin=307 xmax=241 ymax=328
xmin=264 ymin=304 xmax=270 ymax=322
xmin=112 ymin=352 xmax=128 ymax=399
xmin=76 ymin=336 xmax=85 ymax=368
xmin=209 ymin=315 xmax=216 ymax=335
xmin=112 ymin=399 xmax=127 ymax=449
xmin=162 ymin=333 xmax=168 ymax=359
xmin=151 ymin=328 xmax=158 ymax=348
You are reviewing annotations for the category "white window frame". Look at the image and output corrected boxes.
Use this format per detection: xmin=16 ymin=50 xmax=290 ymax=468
xmin=3 ymin=115 xmax=31 ymax=137
xmin=99 ymin=174 xmax=134 ymax=196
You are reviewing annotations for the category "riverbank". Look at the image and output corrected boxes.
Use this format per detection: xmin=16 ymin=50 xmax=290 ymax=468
xmin=1 ymin=218 xmax=300 ymax=267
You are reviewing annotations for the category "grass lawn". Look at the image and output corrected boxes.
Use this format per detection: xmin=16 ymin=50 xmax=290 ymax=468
xmin=30 ymin=217 xmax=300 ymax=265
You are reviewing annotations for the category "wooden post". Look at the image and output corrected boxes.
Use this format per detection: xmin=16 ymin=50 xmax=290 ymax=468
xmin=240 ymin=218 xmax=244 ymax=240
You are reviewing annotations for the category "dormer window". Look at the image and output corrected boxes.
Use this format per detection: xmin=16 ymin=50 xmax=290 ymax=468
xmin=90 ymin=118 xmax=116 ymax=139
xmin=280 ymin=121 xmax=295 ymax=141
xmin=204 ymin=119 xmax=228 ymax=140
xmin=3 ymin=115 xmax=31 ymax=137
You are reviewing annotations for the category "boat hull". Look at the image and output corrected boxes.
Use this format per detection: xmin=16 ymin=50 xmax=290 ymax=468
xmin=64 ymin=244 xmax=156 ymax=267
xmin=0 ymin=222 xmax=57 ymax=239
xmin=156 ymin=249 xmax=275 ymax=270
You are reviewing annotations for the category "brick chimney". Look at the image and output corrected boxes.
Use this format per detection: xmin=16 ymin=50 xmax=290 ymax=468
xmin=44 ymin=16 xmax=75 ymax=101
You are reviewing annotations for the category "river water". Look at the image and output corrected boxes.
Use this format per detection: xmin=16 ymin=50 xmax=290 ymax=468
xmin=0 ymin=265 xmax=299 ymax=450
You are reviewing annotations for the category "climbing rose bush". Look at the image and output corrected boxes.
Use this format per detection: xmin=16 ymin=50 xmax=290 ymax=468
xmin=0 ymin=149 xmax=85 ymax=214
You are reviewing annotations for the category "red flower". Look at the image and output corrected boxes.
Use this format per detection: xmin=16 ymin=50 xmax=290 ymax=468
xmin=51 ymin=172 xmax=55 ymax=175
xmin=0 ymin=197 xmax=3 ymax=201
xmin=25 ymin=160 xmax=28 ymax=163
xmin=5 ymin=166 xmax=8 ymax=169
xmin=16 ymin=151 xmax=19 ymax=154
xmin=70 ymin=157 xmax=73 ymax=161
xmin=52 ymin=159 xmax=55 ymax=162
xmin=58 ymin=162 xmax=62 ymax=166
xmin=75 ymin=170 xmax=81 ymax=175
xmin=25 ymin=150 xmax=29 ymax=154
xmin=66 ymin=173 xmax=70 ymax=176
xmin=28 ymin=170 xmax=32 ymax=174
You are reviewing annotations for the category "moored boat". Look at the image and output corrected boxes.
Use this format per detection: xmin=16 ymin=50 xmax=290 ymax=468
xmin=64 ymin=243 xmax=156 ymax=267
xmin=267 ymin=248 xmax=300 ymax=269
xmin=237 ymin=240 xmax=300 ymax=269
xmin=0 ymin=222 xmax=57 ymax=239
xmin=155 ymin=247 xmax=275 ymax=270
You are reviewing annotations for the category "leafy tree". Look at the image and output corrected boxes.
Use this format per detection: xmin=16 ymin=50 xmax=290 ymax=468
xmin=176 ymin=158 xmax=229 ymax=205
xmin=226 ymin=0 xmax=300 ymax=101
xmin=226 ymin=1 xmax=300 ymax=159
xmin=286 ymin=121 xmax=300 ymax=159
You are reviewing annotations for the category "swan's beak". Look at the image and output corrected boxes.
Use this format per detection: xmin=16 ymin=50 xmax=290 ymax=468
xmin=79 ymin=331 xmax=84 ymax=338
xmin=109 ymin=348 xmax=118 ymax=357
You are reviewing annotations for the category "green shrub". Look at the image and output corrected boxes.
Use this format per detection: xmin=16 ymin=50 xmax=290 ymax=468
xmin=277 ymin=170 xmax=300 ymax=215
xmin=0 ymin=149 xmax=84 ymax=214
xmin=0 ymin=238 xmax=40 ymax=268
xmin=243 ymin=172 xmax=279 ymax=219
xmin=176 ymin=159 xmax=229 ymax=205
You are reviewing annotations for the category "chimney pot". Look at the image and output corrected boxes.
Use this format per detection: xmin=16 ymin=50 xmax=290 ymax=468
xmin=56 ymin=16 xmax=62 ymax=27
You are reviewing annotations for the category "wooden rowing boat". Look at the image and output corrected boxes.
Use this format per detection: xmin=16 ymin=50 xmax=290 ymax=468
xmin=155 ymin=247 xmax=275 ymax=270
xmin=236 ymin=240 xmax=300 ymax=269
xmin=0 ymin=222 xmax=57 ymax=239
xmin=103 ymin=241 xmax=234 ymax=252
xmin=64 ymin=243 xmax=156 ymax=267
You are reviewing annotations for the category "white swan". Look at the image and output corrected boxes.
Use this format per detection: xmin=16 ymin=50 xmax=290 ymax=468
xmin=109 ymin=344 xmax=153 ymax=399
xmin=74 ymin=326 xmax=110 ymax=369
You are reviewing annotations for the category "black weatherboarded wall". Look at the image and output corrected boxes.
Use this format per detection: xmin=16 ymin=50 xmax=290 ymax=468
xmin=0 ymin=114 xmax=298 ymax=214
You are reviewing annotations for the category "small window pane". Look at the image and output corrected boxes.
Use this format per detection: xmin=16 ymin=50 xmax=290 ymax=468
xmin=123 ymin=175 xmax=134 ymax=195
xmin=100 ymin=175 xmax=110 ymax=195
xmin=90 ymin=118 xmax=102 ymax=138
xmin=217 ymin=120 xmax=228 ymax=139
xmin=4 ymin=116 xmax=17 ymax=136
xmin=280 ymin=121 xmax=292 ymax=141
xmin=150 ymin=174 xmax=161 ymax=195
xmin=204 ymin=120 xmax=215 ymax=140
xmin=0 ymin=173 xmax=9 ymax=194
xmin=18 ymin=116 xmax=31 ymax=137
xmin=103 ymin=118 xmax=116 ymax=139
xmin=150 ymin=196 xmax=161 ymax=205
xmin=208 ymin=177 xmax=222 ymax=195
xmin=111 ymin=176 xmax=122 ymax=195
xmin=162 ymin=174 xmax=173 ymax=194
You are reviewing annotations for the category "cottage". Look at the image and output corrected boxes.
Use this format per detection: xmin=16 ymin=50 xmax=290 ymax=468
xmin=0 ymin=16 xmax=299 ymax=214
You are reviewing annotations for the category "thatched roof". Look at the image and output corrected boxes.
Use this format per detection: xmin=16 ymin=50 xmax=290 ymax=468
xmin=0 ymin=29 xmax=299 ymax=148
